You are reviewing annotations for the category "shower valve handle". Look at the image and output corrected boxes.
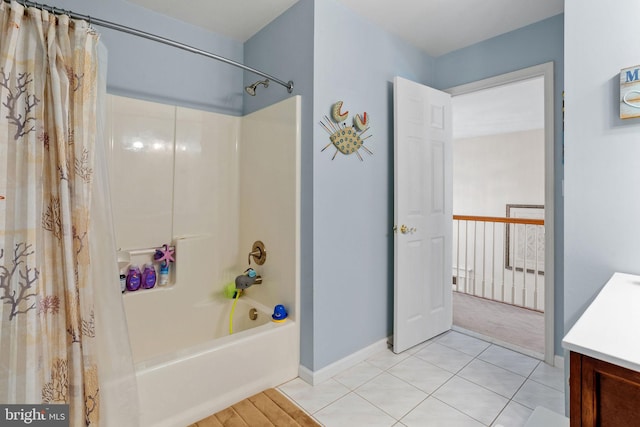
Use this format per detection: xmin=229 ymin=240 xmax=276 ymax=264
xmin=248 ymin=241 xmax=267 ymax=265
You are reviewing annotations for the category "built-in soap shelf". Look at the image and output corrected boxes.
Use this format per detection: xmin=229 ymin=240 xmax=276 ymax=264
xmin=117 ymin=244 xmax=176 ymax=293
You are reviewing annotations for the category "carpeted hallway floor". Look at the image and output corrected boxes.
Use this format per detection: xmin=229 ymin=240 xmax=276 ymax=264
xmin=453 ymin=291 xmax=544 ymax=354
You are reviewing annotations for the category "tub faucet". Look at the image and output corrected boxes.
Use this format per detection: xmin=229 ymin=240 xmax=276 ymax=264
xmin=235 ymin=268 xmax=262 ymax=290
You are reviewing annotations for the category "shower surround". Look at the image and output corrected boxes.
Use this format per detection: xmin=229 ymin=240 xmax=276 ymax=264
xmin=105 ymin=95 xmax=301 ymax=427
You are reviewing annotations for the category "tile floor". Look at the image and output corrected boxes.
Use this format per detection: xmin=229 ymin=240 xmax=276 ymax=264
xmin=278 ymin=330 xmax=565 ymax=427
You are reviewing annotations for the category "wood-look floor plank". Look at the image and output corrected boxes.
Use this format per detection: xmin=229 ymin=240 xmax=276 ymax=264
xmin=263 ymin=389 xmax=320 ymax=427
xmin=189 ymin=389 xmax=319 ymax=427
xmin=192 ymin=414 xmax=224 ymax=427
xmin=247 ymin=392 xmax=299 ymax=427
xmin=189 ymin=414 xmax=224 ymax=427
xmin=232 ymin=398 xmax=274 ymax=426
xmin=214 ymin=407 xmax=249 ymax=427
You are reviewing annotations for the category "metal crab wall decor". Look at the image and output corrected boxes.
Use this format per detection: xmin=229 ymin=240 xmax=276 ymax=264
xmin=319 ymin=101 xmax=373 ymax=161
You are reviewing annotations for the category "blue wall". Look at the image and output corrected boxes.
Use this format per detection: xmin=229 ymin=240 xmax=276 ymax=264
xmin=47 ymin=0 xmax=244 ymax=115
xmin=243 ymin=0 xmax=315 ymax=369
xmin=564 ymin=0 xmax=640 ymax=340
xmin=434 ymin=14 xmax=565 ymax=355
xmin=311 ymin=0 xmax=434 ymax=370
xmin=45 ymin=0 xmax=565 ymax=369
xmin=245 ymin=0 xmax=435 ymax=371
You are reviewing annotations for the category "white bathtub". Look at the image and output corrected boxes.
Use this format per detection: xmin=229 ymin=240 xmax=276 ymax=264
xmin=129 ymin=294 xmax=299 ymax=427
xmin=116 ymin=95 xmax=301 ymax=426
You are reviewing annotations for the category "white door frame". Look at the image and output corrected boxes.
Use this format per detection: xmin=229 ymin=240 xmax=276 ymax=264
xmin=446 ymin=62 xmax=555 ymax=365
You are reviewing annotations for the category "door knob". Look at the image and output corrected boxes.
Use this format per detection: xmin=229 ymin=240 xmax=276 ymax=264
xmin=398 ymin=224 xmax=417 ymax=234
xmin=393 ymin=224 xmax=417 ymax=234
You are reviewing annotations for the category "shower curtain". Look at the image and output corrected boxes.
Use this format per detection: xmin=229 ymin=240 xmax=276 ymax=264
xmin=0 ymin=2 xmax=138 ymax=425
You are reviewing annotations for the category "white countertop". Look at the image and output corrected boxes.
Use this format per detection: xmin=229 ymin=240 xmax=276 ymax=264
xmin=563 ymin=272 xmax=640 ymax=372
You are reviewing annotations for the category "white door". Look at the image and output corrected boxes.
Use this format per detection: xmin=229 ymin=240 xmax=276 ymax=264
xmin=393 ymin=76 xmax=453 ymax=354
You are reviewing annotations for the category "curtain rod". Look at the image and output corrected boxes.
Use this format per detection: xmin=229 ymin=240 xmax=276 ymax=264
xmin=7 ymin=0 xmax=294 ymax=93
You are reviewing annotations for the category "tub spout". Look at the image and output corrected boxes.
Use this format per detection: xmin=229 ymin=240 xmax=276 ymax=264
xmin=235 ymin=268 xmax=262 ymax=290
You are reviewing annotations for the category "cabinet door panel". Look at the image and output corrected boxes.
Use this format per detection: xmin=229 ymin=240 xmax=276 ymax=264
xmin=572 ymin=352 xmax=640 ymax=426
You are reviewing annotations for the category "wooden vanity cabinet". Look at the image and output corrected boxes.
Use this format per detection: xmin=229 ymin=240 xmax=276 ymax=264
xmin=570 ymin=351 xmax=640 ymax=426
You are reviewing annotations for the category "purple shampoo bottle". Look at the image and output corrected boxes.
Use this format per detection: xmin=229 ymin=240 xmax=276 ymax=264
xmin=141 ymin=263 xmax=157 ymax=289
xmin=126 ymin=264 xmax=142 ymax=291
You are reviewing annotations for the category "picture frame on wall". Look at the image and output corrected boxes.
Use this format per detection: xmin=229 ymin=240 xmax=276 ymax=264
xmin=505 ymin=204 xmax=545 ymax=275
xmin=620 ymin=65 xmax=640 ymax=119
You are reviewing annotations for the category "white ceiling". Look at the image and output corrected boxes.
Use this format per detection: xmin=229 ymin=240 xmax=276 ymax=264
xmin=452 ymin=77 xmax=544 ymax=140
xmin=126 ymin=0 xmax=563 ymax=57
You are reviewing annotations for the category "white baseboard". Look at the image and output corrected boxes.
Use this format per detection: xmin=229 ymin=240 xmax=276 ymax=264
xmin=298 ymin=338 xmax=389 ymax=385
xmin=297 ymin=365 xmax=315 ymax=385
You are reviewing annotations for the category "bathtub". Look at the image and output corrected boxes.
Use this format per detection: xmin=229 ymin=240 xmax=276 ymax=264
xmin=128 ymin=293 xmax=299 ymax=427
xmin=115 ymin=95 xmax=301 ymax=426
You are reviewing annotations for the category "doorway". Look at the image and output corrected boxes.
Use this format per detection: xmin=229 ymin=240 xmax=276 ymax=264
xmin=446 ymin=63 xmax=555 ymax=365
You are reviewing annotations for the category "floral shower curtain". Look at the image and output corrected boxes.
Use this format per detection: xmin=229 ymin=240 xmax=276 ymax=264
xmin=0 ymin=2 xmax=138 ymax=425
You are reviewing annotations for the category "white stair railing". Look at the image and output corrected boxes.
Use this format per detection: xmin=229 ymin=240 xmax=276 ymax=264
xmin=453 ymin=215 xmax=545 ymax=312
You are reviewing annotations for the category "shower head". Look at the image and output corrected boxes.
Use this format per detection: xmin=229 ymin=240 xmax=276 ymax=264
xmin=245 ymin=79 xmax=269 ymax=96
